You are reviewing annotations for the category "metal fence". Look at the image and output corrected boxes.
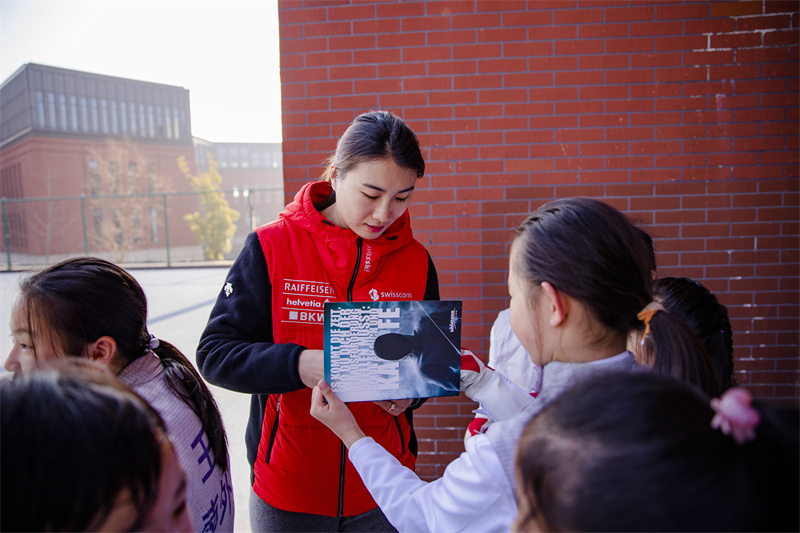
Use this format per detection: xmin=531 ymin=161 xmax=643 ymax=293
xmin=0 ymin=186 xmax=284 ymax=270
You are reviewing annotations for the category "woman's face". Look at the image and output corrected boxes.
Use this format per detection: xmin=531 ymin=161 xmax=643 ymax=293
xmin=5 ymin=302 xmax=58 ymax=376
xmin=326 ymin=158 xmax=417 ymax=240
xmin=95 ymin=441 xmax=193 ymax=533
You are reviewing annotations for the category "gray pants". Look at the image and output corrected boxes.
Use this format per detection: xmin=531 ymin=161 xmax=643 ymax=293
xmin=249 ymin=489 xmax=397 ymax=533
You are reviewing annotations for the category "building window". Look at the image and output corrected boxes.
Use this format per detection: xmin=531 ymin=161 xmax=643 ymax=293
xmin=47 ymin=92 xmax=57 ymax=128
xmin=90 ymin=98 xmax=99 ymax=132
xmin=156 ymin=105 xmax=163 ymax=137
xmin=128 ymin=162 xmax=137 ymax=191
xmin=217 ymin=147 xmax=227 ymax=168
xmin=80 ymin=97 xmax=89 ymax=132
xmin=230 ymin=147 xmax=239 ymax=168
xmin=8 ymin=212 xmax=28 ymax=251
xmin=58 ymin=94 xmax=68 ymax=130
xmin=109 ymin=161 xmax=119 ymax=194
xmin=69 ymin=95 xmax=78 ymax=131
xmin=240 ymin=147 xmax=250 ymax=168
xmin=111 ymin=209 xmax=123 ymax=246
xmin=173 ymin=107 xmax=180 ymax=139
xmin=165 ymin=107 xmax=172 ymax=139
xmin=88 ymin=160 xmax=100 ymax=195
xmin=146 ymin=164 xmax=155 ymax=193
xmin=132 ymin=209 xmax=142 ymax=244
xmin=36 ymin=91 xmax=46 ymax=128
xmin=150 ymin=207 xmax=159 ymax=243
xmin=148 ymin=104 xmax=155 ymax=137
xmin=139 ymin=104 xmax=146 ymax=137
xmin=120 ymin=102 xmax=127 ymax=133
xmin=1 ymin=163 xmax=23 ymax=198
xmin=110 ymin=100 xmax=118 ymax=134
xmin=92 ymin=209 xmax=103 ymax=245
xmin=251 ymin=150 xmax=260 ymax=168
xmin=130 ymin=102 xmax=137 ymax=136
xmin=100 ymin=99 xmax=109 ymax=133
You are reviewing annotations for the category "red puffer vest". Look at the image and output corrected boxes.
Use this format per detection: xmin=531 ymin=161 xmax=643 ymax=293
xmin=252 ymin=181 xmax=430 ymax=516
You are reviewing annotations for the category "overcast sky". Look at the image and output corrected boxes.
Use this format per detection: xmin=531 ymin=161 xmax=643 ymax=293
xmin=0 ymin=0 xmax=283 ymax=143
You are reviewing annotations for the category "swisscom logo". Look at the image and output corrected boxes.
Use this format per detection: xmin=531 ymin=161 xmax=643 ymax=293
xmin=368 ymin=288 xmax=413 ymax=301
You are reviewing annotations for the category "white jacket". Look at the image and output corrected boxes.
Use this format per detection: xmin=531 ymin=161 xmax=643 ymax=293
xmin=347 ymin=351 xmax=638 ymax=533
xmin=348 ymin=433 xmax=514 ymax=533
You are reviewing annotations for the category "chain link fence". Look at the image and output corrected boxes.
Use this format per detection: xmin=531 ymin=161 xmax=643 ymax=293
xmin=0 ymin=187 xmax=283 ymax=270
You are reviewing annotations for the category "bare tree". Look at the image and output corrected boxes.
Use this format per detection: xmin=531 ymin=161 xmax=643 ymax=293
xmin=19 ymin=168 xmax=79 ymax=263
xmin=85 ymin=140 xmax=168 ymax=263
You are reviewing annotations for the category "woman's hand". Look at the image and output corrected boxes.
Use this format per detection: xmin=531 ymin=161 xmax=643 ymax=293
xmin=310 ymin=380 xmax=366 ymax=449
xmin=373 ymin=398 xmax=414 ymax=416
xmin=298 ymin=349 xmax=325 ymax=388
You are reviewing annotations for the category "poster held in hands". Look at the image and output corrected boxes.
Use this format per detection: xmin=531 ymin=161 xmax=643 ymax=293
xmin=323 ymin=300 xmax=463 ymax=402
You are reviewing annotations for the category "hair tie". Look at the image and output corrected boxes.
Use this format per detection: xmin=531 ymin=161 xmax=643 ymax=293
xmin=710 ymin=387 xmax=760 ymax=444
xmin=636 ymin=301 xmax=665 ymax=345
xmin=148 ymin=334 xmax=160 ymax=351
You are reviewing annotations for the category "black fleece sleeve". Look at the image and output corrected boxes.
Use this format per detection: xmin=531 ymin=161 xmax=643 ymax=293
xmin=196 ymin=231 xmax=306 ymax=394
xmin=423 ymin=252 xmax=440 ymax=301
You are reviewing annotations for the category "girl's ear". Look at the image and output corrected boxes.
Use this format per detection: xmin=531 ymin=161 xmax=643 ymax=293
xmin=87 ymin=336 xmax=117 ymax=367
xmin=540 ymin=281 xmax=568 ymax=327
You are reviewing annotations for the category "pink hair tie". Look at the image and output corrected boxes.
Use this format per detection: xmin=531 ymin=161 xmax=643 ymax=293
xmin=710 ymin=387 xmax=760 ymax=444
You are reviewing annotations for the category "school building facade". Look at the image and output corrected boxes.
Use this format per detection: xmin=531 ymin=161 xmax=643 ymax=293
xmin=0 ymin=63 xmax=283 ymax=263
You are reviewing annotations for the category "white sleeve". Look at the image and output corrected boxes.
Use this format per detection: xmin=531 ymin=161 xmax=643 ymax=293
xmin=348 ymin=436 xmax=516 ymax=533
xmin=469 ymin=370 xmax=537 ymax=421
xmin=487 ymin=309 xmax=509 ymax=369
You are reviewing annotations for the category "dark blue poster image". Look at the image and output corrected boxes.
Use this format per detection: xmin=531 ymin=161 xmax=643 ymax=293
xmin=324 ymin=300 xmax=462 ymax=402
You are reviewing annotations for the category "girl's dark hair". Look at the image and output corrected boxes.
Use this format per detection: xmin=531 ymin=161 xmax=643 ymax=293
xmin=653 ymin=276 xmax=736 ymax=391
xmin=1 ymin=362 xmax=167 ymax=532
xmin=321 ymin=110 xmax=424 ymax=181
xmin=513 ymin=197 xmax=720 ymax=397
xmin=516 ymin=371 xmax=799 ymax=532
xmin=16 ymin=256 xmax=228 ymax=470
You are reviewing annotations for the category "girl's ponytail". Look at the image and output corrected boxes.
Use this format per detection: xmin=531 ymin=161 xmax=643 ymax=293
xmin=151 ymin=338 xmax=229 ymax=471
xmin=644 ymin=310 xmax=721 ymax=397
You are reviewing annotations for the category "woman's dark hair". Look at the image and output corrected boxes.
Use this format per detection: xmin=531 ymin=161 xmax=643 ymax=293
xmin=653 ymin=276 xmax=736 ymax=391
xmin=516 ymin=371 xmax=799 ymax=532
xmin=15 ymin=256 xmax=228 ymax=470
xmin=321 ymin=110 xmax=424 ymax=182
xmin=1 ymin=362 xmax=167 ymax=532
xmin=513 ymin=197 xmax=720 ymax=397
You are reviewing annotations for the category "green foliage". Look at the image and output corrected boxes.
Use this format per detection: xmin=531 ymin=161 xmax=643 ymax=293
xmin=179 ymin=154 xmax=239 ymax=261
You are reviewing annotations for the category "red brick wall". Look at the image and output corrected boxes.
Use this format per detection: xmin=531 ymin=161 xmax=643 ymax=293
xmin=278 ymin=0 xmax=799 ymax=478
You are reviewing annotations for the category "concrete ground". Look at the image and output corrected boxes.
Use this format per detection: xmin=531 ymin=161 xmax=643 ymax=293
xmin=1 ymin=266 xmax=253 ymax=533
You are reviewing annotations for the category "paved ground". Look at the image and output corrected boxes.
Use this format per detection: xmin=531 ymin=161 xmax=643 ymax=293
xmin=1 ymin=266 xmax=253 ymax=532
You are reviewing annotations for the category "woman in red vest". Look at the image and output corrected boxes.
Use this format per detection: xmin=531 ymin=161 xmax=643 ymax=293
xmin=197 ymin=110 xmax=439 ymax=531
